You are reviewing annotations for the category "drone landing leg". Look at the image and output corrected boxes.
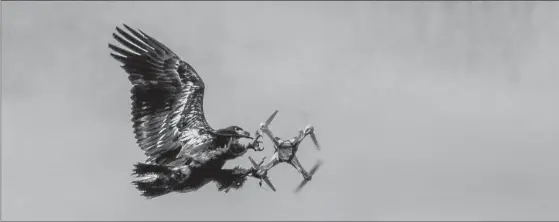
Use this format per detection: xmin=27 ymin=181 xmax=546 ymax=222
xmin=289 ymin=155 xmax=311 ymax=180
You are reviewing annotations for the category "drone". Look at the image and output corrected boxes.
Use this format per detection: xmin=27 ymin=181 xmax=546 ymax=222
xmin=248 ymin=110 xmax=323 ymax=193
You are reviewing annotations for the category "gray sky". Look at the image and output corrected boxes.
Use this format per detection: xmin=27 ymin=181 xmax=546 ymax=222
xmin=2 ymin=1 xmax=559 ymax=221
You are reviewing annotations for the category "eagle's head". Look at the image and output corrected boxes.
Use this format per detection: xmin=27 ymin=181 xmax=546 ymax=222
xmin=216 ymin=125 xmax=252 ymax=139
xmin=214 ymin=126 xmax=253 ymax=152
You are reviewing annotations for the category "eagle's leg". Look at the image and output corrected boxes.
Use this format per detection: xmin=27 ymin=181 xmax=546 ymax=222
xmin=246 ymin=138 xmax=264 ymax=152
xmin=289 ymin=155 xmax=311 ymax=181
xmin=213 ymin=166 xmax=254 ymax=192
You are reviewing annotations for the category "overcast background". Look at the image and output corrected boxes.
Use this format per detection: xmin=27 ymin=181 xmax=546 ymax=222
xmin=2 ymin=1 xmax=559 ymax=221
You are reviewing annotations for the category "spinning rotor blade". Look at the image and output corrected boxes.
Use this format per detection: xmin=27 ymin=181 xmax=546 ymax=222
xmin=248 ymin=156 xmax=259 ymax=167
xmin=262 ymin=177 xmax=277 ymax=192
xmin=294 ymin=180 xmax=309 ymax=193
xmin=248 ymin=156 xmax=276 ymax=192
xmin=309 ymin=160 xmax=323 ymax=175
xmin=299 ymin=111 xmax=321 ymax=150
xmin=309 ymin=131 xmax=321 ymax=150
xmin=294 ymin=160 xmax=323 ymax=193
xmin=264 ymin=110 xmax=278 ymax=127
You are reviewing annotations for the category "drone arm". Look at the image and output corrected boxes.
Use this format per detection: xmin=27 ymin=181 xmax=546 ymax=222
xmin=294 ymin=129 xmax=308 ymax=145
xmin=258 ymin=153 xmax=280 ymax=174
xmin=289 ymin=155 xmax=310 ymax=179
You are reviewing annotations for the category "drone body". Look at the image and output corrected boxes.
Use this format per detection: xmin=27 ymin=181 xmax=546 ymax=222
xmin=249 ymin=110 xmax=323 ymax=193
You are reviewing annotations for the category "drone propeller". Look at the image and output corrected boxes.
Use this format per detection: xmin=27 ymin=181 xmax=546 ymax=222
xmin=259 ymin=110 xmax=279 ymax=151
xmin=294 ymin=160 xmax=323 ymax=193
xmin=248 ymin=156 xmax=276 ymax=192
xmin=300 ymin=111 xmax=321 ymax=151
xmin=308 ymin=131 xmax=321 ymax=150
xmin=265 ymin=110 xmax=278 ymax=126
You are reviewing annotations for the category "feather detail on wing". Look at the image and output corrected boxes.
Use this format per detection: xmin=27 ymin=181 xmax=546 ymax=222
xmin=108 ymin=24 xmax=214 ymax=165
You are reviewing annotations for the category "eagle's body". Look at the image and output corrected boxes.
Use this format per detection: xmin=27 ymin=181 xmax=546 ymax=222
xmin=109 ymin=24 xmax=259 ymax=198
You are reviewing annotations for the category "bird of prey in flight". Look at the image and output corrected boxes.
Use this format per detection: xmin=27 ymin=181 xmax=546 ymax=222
xmin=108 ymin=24 xmax=264 ymax=198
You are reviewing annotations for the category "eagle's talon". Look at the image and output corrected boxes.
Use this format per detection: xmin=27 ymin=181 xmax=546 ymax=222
xmin=254 ymin=143 xmax=264 ymax=151
xmin=247 ymin=140 xmax=264 ymax=151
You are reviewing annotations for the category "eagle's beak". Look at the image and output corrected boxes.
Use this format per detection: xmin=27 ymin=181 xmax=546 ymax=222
xmin=242 ymin=130 xmax=253 ymax=139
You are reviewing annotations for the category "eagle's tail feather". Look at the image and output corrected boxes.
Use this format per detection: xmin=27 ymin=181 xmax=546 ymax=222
xmin=131 ymin=163 xmax=182 ymax=198
xmin=132 ymin=162 xmax=173 ymax=175
xmin=130 ymin=163 xmax=250 ymax=198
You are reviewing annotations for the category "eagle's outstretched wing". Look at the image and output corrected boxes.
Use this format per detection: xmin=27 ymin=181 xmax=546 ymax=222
xmin=109 ymin=24 xmax=213 ymax=163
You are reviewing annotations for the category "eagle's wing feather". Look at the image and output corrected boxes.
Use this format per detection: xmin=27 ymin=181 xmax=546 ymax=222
xmin=109 ymin=24 xmax=213 ymax=164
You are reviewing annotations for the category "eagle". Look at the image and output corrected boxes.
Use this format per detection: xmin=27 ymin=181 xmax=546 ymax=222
xmin=108 ymin=24 xmax=263 ymax=198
